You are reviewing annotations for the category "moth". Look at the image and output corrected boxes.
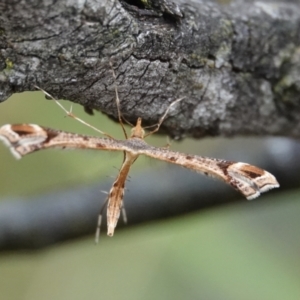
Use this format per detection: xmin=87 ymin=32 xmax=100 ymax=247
xmin=0 ymin=122 xmax=280 ymax=236
xmin=0 ymin=75 xmax=279 ymax=239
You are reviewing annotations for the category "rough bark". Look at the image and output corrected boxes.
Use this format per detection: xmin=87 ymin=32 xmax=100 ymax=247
xmin=1 ymin=0 xmax=300 ymax=138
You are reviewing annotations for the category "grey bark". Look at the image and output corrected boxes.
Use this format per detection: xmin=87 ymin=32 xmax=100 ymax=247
xmin=1 ymin=0 xmax=300 ymax=138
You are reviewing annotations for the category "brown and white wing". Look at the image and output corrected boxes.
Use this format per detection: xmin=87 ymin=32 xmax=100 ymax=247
xmin=106 ymin=151 xmax=137 ymax=237
xmin=0 ymin=124 xmax=127 ymax=159
xmin=139 ymin=146 xmax=279 ymax=200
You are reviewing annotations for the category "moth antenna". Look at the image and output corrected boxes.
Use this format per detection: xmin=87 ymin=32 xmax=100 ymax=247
xmin=144 ymin=97 xmax=184 ymax=138
xmin=34 ymin=85 xmax=115 ymax=139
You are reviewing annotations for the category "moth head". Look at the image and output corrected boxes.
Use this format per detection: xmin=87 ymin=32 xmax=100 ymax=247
xmin=130 ymin=117 xmax=145 ymax=139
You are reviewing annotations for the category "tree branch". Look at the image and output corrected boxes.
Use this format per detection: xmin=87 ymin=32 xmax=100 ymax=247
xmin=1 ymin=0 xmax=300 ymax=138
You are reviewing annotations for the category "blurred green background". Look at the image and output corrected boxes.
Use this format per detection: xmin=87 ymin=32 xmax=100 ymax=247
xmin=0 ymin=92 xmax=300 ymax=300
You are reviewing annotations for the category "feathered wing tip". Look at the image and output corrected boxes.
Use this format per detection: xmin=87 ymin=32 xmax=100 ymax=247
xmin=0 ymin=124 xmax=48 ymax=159
xmin=226 ymin=162 xmax=279 ymax=200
